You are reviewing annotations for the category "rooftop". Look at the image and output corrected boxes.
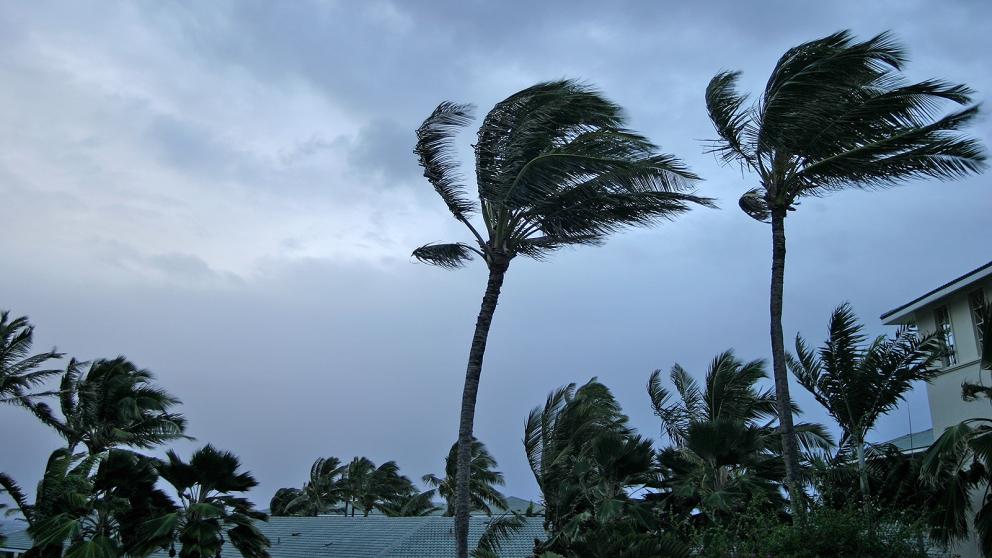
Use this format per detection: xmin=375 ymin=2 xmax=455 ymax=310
xmin=881 ymin=260 xmax=992 ymax=325
xmin=879 ymin=428 xmax=934 ymax=454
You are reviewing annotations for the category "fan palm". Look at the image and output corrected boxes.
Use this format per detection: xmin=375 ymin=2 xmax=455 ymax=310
xmin=705 ymin=30 xmax=985 ymax=503
xmin=0 ymin=310 xmax=63 ymax=404
xmin=423 ymin=438 xmax=507 ymax=516
xmin=268 ymin=457 xmax=345 ymax=516
xmin=413 ymin=79 xmax=710 ymax=558
xmin=649 ymin=351 xmax=832 ymax=517
xmin=789 ymin=303 xmax=943 ymax=498
xmin=151 ymin=445 xmax=269 ymax=558
xmin=28 ymin=357 xmax=187 ymax=454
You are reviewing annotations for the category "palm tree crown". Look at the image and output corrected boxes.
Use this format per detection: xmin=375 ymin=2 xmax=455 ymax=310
xmin=29 ymin=357 xmax=188 ymax=454
xmin=413 ymin=79 xmax=710 ymax=270
xmin=706 ymin=30 xmax=984 ymax=219
xmin=423 ymin=438 xmax=507 ymax=516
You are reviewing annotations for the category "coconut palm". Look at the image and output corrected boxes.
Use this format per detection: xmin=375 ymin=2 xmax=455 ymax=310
xmin=268 ymin=457 xmax=345 ymax=516
xmin=340 ymin=457 xmax=412 ymax=517
xmin=28 ymin=357 xmax=187 ymax=454
xmin=423 ymin=438 xmax=507 ymax=516
xmin=705 ymin=30 xmax=985 ymax=503
xmin=789 ymin=303 xmax=943 ymax=498
xmin=0 ymin=310 xmax=63 ymax=404
xmin=380 ymin=489 xmax=439 ymax=518
xmin=649 ymin=351 xmax=832 ymax=518
xmin=413 ymin=79 xmax=710 ymax=557
xmin=151 ymin=445 xmax=269 ymax=558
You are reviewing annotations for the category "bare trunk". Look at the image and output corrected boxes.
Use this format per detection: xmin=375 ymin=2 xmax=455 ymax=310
xmin=770 ymin=209 xmax=804 ymax=515
xmin=454 ymin=261 xmax=507 ymax=558
xmin=856 ymin=435 xmax=869 ymax=500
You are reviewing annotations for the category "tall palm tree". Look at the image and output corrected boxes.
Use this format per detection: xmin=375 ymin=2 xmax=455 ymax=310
xmin=705 ymin=30 xmax=985 ymax=503
xmin=268 ymin=457 xmax=345 ymax=516
xmin=423 ymin=438 xmax=507 ymax=516
xmin=29 ymin=357 xmax=187 ymax=454
xmin=649 ymin=351 xmax=832 ymax=518
xmin=151 ymin=445 xmax=269 ymax=558
xmin=0 ymin=310 xmax=63 ymax=404
xmin=413 ymin=79 xmax=710 ymax=557
xmin=340 ymin=457 xmax=412 ymax=517
xmin=789 ymin=303 xmax=943 ymax=498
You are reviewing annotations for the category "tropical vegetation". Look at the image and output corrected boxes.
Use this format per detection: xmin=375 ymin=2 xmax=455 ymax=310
xmin=412 ymin=79 xmax=711 ymax=558
xmin=704 ymin=29 xmax=985 ymax=504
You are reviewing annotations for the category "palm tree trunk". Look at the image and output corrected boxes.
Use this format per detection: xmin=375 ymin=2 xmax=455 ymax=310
xmin=770 ymin=208 xmax=803 ymax=514
xmin=856 ymin=435 xmax=869 ymax=500
xmin=454 ymin=261 xmax=507 ymax=558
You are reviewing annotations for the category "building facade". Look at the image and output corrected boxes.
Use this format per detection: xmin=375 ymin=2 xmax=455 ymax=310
xmin=882 ymin=260 xmax=992 ymax=558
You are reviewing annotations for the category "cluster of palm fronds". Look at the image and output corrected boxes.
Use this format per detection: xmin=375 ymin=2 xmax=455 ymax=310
xmin=0 ymin=310 xmax=269 ymax=558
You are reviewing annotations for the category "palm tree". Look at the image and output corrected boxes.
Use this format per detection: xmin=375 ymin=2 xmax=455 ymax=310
xmin=789 ymin=303 xmax=943 ymax=498
xmin=0 ymin=310 xmax=63 ymax=404
xmin=380 ymin=490 xmax=439 ymax=517
xmin=704 ymin=30 xmax=985 ymax=503
xmin=413 ymin=79 xmax=710 ymax=558
xmin=340 ymin=457 xmax=412 ymax=517
xmin=27 ymin=450 xmax=176 ymax=558
xmin=268 ymin=457 xmax=345 ymax=516
xmin=649 ymin=351 xmax=832 ymax=518
xmin=525 ymin=379 xmax=689 ymax=557
xmin=152 ymin=445 xmax=269 ymax=558
xmin=28 ymin=357 xmax=187 ymax=454
xmin=423 ymin=438 xmax=507 ymax=516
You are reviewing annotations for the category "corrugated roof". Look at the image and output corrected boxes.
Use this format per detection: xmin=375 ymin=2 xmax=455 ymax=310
xmin=0 ymin=516 xmax=545 ymax=558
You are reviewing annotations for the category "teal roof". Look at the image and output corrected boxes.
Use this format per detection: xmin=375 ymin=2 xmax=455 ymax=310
xmin=881 ymin=428 xmax=934 ymax=453
xmin=0 ymin=516 xmax=545 ymax=558
xmin=0 ymin=528 xmax=32 ymax=552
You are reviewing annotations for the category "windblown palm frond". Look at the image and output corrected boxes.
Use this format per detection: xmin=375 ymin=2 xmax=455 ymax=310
xmin=0 ymin=310 xmax=63 ymax=404
xmin=472 ymin=512 xmax=525 ymax=558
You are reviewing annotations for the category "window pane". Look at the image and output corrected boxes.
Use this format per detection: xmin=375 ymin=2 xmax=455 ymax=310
xmin=934 ymin=306 xmax=958 ymax=367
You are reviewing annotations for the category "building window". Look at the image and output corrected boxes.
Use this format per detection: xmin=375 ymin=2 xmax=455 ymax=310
xmin=972 ymin=289 xmax=987 ymax=349
xmin=934 ymin=306 xmax=958 ymax=367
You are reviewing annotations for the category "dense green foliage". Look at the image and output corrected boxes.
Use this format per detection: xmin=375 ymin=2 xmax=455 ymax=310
xmin=423 ymin=438 xmax=507 ymax=516
xmin=0 ymin=312 xmax=268 ymax=558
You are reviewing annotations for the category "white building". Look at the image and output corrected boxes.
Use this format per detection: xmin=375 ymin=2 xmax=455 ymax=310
xmin=882 ymin=259 xmax=992 ymax=558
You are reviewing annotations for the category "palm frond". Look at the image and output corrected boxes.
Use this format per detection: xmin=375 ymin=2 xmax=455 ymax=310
xmin=705 ymin=70 xmax=755 ymax=167
xmin=411 ymin=242 xmax=477 ymax=269
xmin=415 ymin=102 xmax=477 ymax=219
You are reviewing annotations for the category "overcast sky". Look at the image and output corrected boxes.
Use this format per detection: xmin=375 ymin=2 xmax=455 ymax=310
xmin=1 ymin=0 xmax=990 ymax=509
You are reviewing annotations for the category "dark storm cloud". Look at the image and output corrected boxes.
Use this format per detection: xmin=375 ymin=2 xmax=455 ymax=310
xmin=1 ymin=0 xmax=990 ymax=509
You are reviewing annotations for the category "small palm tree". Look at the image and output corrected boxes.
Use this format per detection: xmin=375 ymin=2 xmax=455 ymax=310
xmin=268 ymin=457 xmax=345 ymax=516
xmin=649 ymin=351 xmax=832 ymax=517
xmin=423 ymin=438 xmax=507 ymax=516
xmin=29 ymin=357 xmax=187 ymax=454
xmin=0 ymin=310 xmax=63 ymax=404
xmin=705 ymin=30 xmax=986 ymax=503
xmin=340 ymin=457 xmax=412 ymax=517
xmin=152 ymin=445 xmax=269 ymax=558
xmin=413 ymin=79 xmax=710 ymax=558
xmin=28 ymin=450 xmax=176 ymax=558
xmin=789 ymin=303 xmax=943 ymax=498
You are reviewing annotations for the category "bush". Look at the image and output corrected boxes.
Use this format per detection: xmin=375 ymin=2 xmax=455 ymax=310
xmin=689 ymin=505 xmax=933 ymax=558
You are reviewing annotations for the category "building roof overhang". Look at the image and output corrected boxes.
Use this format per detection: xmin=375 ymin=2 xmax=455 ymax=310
xmin=880 ymin=260 xmax=992 ymax=325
